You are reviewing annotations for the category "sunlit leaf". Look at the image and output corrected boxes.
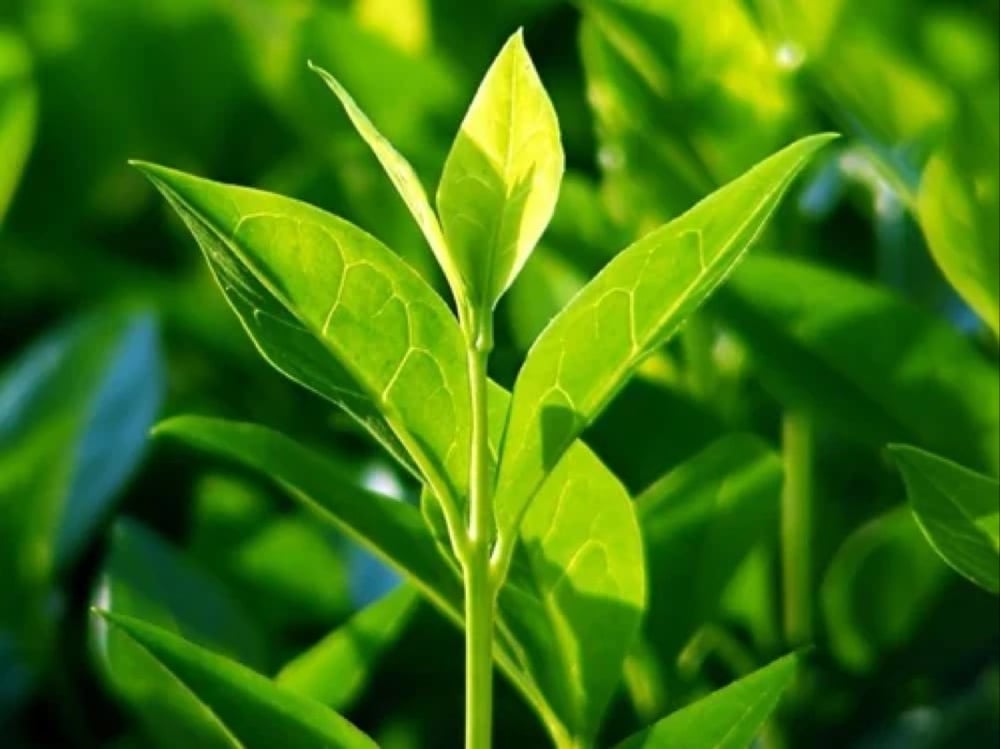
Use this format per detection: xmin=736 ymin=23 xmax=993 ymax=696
xmin=0 ymin=28 xmax=36 ymax=224
xmin=92 ymin=520 xmax=267 ymax=749
xmin=821 ymin=509 xmax=948 ymax=672
xmin=277 ymin=585 xmax=419 ymax=711
xmin=134 ymin=163 xmax=472 ymax=511
xmin=919 ymin=125 xmax=999 ymax=335
xmin=437 ymin=29 xmax=564 ymax=313
xmin=614 ymin=653 xmax=799 ymax=749
xmin=637 ymin=435 xmax=782 ymax=687
xmin=495 ymin=134 xmax=834 ymax=544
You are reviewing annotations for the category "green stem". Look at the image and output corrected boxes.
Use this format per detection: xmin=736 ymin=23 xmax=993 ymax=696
xmin=464 ymin=319 xmax=495 ymax=749
xmin=781 ymin=409 xmax=814 ymax=646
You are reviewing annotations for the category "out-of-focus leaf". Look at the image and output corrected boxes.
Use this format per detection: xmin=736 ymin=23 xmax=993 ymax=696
xmin=579 ymin=0 xmax=799 ymax=228
xmin=636 ymin=435 xmax=782 ymax=685
xmin=890 ymin=446 xmax=999 ymax=594
xmin=713 ymin=255 xmax=1000 ymax=475
xmin=91 ymin=520 xmax=267 ymax=749
xmin=0 ymin=27 xmax=36 ymax=223
xmin=93 ymin=611 xmax=378 ymax=749
xmin=437 ymin=29 xmax=564 ymax=313
xmin=0 ymin=312 xmax=161 ymax=703
xmin=757 ymin=0 xmax=951 ymax=144
xmin=918 ymin=117 xmax=999 ymax=335
xmin=495 ymin=134 xmax=833 ymax=546
xmin=821 ymin=508 xmax=948 ymax=673
xmin=614 ymin=653 xmax=799 ymax=749
xmin=308 ymin=62 xmax=460 ymax=309
xmin=277 ymin=585 xmax=419 ymax=711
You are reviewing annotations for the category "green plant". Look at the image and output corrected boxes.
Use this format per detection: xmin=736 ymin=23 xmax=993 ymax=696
xmin=97 ymin=30 xmax=838 ymax=748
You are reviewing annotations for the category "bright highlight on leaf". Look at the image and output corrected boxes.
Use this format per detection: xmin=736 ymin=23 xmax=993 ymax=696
xmin=437 ymin=29 xmax=564 ymax=317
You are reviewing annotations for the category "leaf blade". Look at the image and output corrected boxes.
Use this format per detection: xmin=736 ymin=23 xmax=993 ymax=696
xmin=890 ymin=445 xmax=1000 ymax=594
xmin=133 ymin=163 xmax=471 ymax=507
xmin=495 ymin=134 xmax=835 ymax=542
xmin=614 ymin=653 xmax=799 ymax=749
xmin=437 ymin=28 xmax=565 ymax=311
xmin=307 ymin=62 xmax=467 ymax=312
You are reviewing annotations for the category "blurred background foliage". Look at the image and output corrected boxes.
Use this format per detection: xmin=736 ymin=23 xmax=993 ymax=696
xmin=0 ymin=0 xmax=997 ymax=747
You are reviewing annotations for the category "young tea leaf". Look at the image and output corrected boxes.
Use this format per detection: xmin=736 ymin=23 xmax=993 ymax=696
xmin=92 ymin=520 xmax=267 ymax=749
xmin=133 ymin=164 xmax=471 ymax=512
xmin=614 ymin=653 xmax=799 ymax=749
xmin=436 ymin=29 xmax=564 ymax=315
xmin=93 ymin=611 xmax=378 ymax=749
xmin=890 ymin=445 xmax=1000 ymax=594
xmin=494 ymin=134 xmax=834 ymax=544
xmin=308 ymin=62 xmax=467 ymax=315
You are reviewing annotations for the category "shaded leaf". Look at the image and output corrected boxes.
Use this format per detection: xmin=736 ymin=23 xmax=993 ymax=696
xmin=156 ymin=409 xmax=644 ymax=748
xmin=93 ymin=611 xmax=378 ymax=749
xmin=437 ymin=29 xmax=564 ymax=312
xmin=713 ymin=255 xmax=1000 ymax=475
xmin=637 ymin=435 xmax=782 ymax=684
xmin=890 ymin=445 xmax=999 ymax=594
xmin=614 ymin=653 xmax=799 ymax=749
xmin=277 ymin=585 xmax=419 ymax=711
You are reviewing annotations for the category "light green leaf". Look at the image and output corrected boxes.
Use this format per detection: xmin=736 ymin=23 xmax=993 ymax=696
xmin=919 ymin=139 xmax=999 ymax=336
xmin=637 ymin=435 xmax=782 ymax=686
xmin=92 ymin=520 xmax=267 ymax=749
xmin=308 ymin=62 xmax=465 ymax=311
xmin=133 ymin=163 xmax=471 ymax=510
xmin=156 ymin=411 xmax=644 ymax=748
xmin=277 ymin=585 xmax=419 ymax=711
xmin=436 ymin=29 xmax=564 ymax=313
xmin=712 ymin=255 xmax=1000 ymax=476
xmin=614 ymin=653 xmax=799 ymax=749
xmin=93 ymin=611 xmax=378 ymax=749
xmin=500 ymin=421 xmax=645 ymax=744
xmin=495 ymin=134 xmax=834 ymax=543
xmin=0 ymin=28 xmax=36 ymax=224
xmin=890 ymin=445 xmax=1000 ymax=594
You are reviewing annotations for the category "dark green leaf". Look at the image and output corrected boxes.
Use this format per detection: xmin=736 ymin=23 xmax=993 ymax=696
xmin=93 ymin=611 xmax=378 ymax=749
xmin=890 ymin=445 xmax=999 ymax=594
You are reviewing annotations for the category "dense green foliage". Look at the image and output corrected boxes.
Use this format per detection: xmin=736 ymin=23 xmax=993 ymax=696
xmin=1 ymin=1 xmax=997 ymax=748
